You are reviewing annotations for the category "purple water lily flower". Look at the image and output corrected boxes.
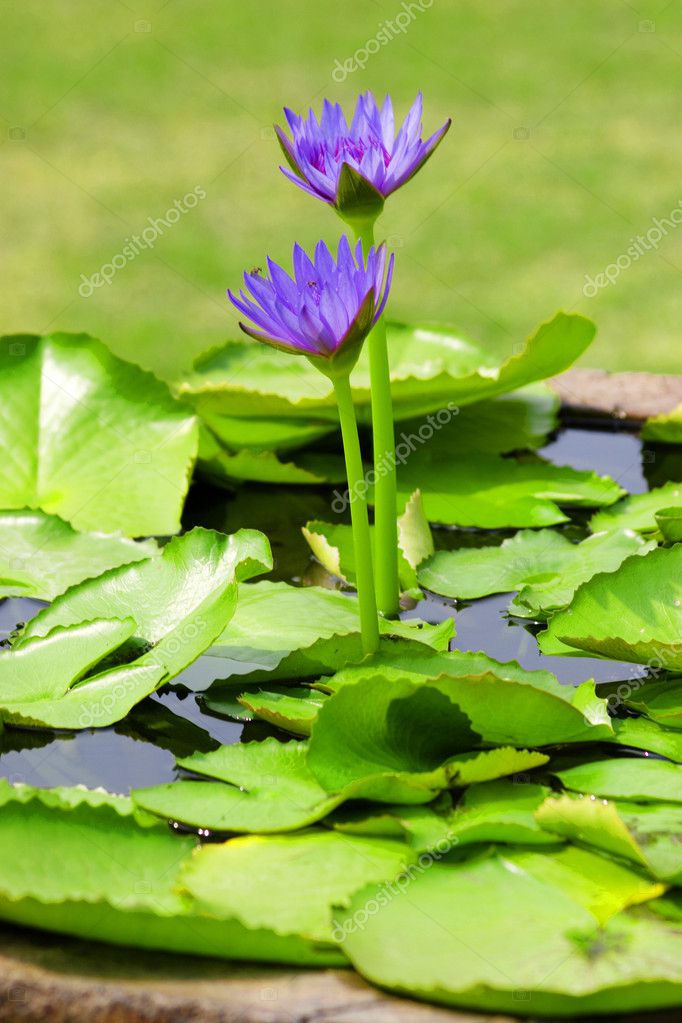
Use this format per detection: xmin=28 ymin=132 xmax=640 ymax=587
xmin=228 ymin=237 xmax=394 ymax=377
xmin=275 ymin=92 xmax=450 ymax=220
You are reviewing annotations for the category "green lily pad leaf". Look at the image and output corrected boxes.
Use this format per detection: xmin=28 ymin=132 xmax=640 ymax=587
xmin=0 ymin=781 xmax=194 ymax=909
xmin=200 ymin=408 xmax=336 ymax=454
xmin=134 ymin=735 xmax=546 ymax=833
xmin=19 ymin=528 xmax=272 ymax=679
xmin=180 ymin=830 xmax=409 ymax=945
xmin=198 ymin=426 xmax=345 ymax=486
xmin=655 ymin=506 xmax=682 ymax=543
xmin=0 ymin=618 xmax=135 ymax=704
xmin=332 ymin=782 xmax=560 ymax=851
xmin=133 ymin=738 xmax=345 ymax=832
xmin=0 ymin=781 xmax=338 ymax=966
xmin=503 ymin=844 xmax=664 ymax=924
xmin=0 ymin=618 xmax=165 ymax=729
xmin=303 ymin=490 xmax=433 ymax=593
xmin=590 ymin=482 xmax=682 ymax=534
xmin=539 ymin=546 xmax=682 ymax=666
xmin=330 ymin=798 xmax=456 ymax=849
xmin=649 ymin=893 xmax=682 ymax=923
xmin=536 ymin=794 xmax=682 ymax=884
xmin=200 ymin=689 xmax=257 ymax=722
xmin=554 ymin=758 xmax=682 ymax=803
xmin=439 ymin=747 xmax=549 ymax=786
xmin=397 ymin=490 xmax=435 ymax=578
xmin=642 ymin=403 xmax=682 ymax=445
xmin=178 ymin=312 xmax=595 ymax=424
xmin=205 ymin=582 xmax=452 ymax=687
xmin=320 ymin=640 xmax=610 ymax=727
xmin=510 ymin=534 xmax=655 ymax=619
xmin=419 ymin=528 xmax=651 ymax=619
xmin=0 ymin=510 xmax=158 ymax=601
xmin=448 ymin=780 xmax=561 ymax=847
xmin=392 ymin=452 xmax=623 ymax=529
xmin=237 ymin=687 xmax=326 ymax=736
xmin=0 ymin=333 xmax=198 ymax=536
xmin=611 ymin=717 xmax=682 ymax=763
xmin=307 ymin=667 xmax=612 ymax=803
xmin=336 ymin=850 xmax=682 ymax=1015
xmin=320 ymin=639 xmax=552 ymax=691
xmin=196 ymin=387 xmax=558 ymax=490
xmin=605 ymin=676 xmax=682 ymax=731
xmin=403 ymin=383 xmax=559 ymax=456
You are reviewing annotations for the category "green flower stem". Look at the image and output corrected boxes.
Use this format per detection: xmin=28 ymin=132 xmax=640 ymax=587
xmin=355 ymin=219 xmax=400 ymax=617
xmin=332 ymin=373 xmax=380 ymax=654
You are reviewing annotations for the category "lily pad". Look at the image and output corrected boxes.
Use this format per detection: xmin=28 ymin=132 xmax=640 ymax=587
xmin=180 ymin=830 xmax=411 ymax=944
xmin=0 ymin=618 xmax=165 ymax=729
xmin=536 ymin=794 xmax=682 ymax=884
xmin=205 ymin=582 xmax=452 ymax=687
xmin=538 ymin=546 xmax=682 ymax=666
xmin=554 ymin=758 xmax=682 ymax=803
xmin=590 ymin=482 xmax=682 ymax=534
xmin=655 ymin=506 xmax=682 ymax=543
xmin=0 ymin=781 xmax=339 ymax=965
xmin=177 ymin=312 xmax=595 ymax=424
xmin=503 ymin=844 xmax=664 ymax=924
xmin=333 ymin=781 xmax=560 ymax=851
xmin=18 ymin=528 xmax=272 ymax=679
xmin=418 ymin=528 xmax=651 ymax=619
xmin=200 ymin=409 xmax=336 ymax=454
xmin=196 ymin=386 xmax=559 ymax=490
xmin=320 ymin=641 xmax=610 ymax=728
xmin=0 ymin=510 xmax=158 ymax=601
xmin=133 ymin=738 xmax=346 ymax=832
xmin=0 ymin=333 xmax=198 ymax=536
xmin=303 ymin=490 xmax=433 ymax=592
xmin=401 ymin=383 xmax=559 ymax=456
xmin=236 ymin=687 xmax=326 ymax=736
xmin=198 ymin=426 xmax=345 ymax=486
xmin=307 ymin=666 xmax=612 ymax=803
xmin=605 ymin=676 xmax=682 ymax=731
xmin=610 ymin=717 xmax=682 ymax=763
xmin=642 ymin=403 xmax=682 ymax=445
xmin=336 ymin=849 xmax=682 ymax=1015
xmin=447 ymin=780 xmax=561 ymax=847
xmin=392 ymin=452 xmax=623 ymax=529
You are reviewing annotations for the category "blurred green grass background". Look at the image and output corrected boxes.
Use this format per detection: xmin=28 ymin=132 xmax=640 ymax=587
xmin=1 ymin=0 xmax=680 ymax=379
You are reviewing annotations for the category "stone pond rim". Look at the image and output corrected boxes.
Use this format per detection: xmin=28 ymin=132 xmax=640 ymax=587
xmin=1 ymin=369 xmax=681 ymax=1023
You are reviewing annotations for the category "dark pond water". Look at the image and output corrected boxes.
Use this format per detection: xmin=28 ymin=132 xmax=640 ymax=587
xmin=0 ymin=423 xmax=673 ymax=793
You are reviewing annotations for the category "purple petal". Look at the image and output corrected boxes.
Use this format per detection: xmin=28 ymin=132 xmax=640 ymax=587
xmin=266 ymin=258 xmax=299 ymax=308
xmin=374 ymin=251 xmax=394 ymax=322
xmin=283 ymin=107 xmax=302 ymax=134
xmin=279 ymin=165 xmax=332 ymax=202
xmin=292 ymin=243 xmax=316 ymax=286
xmin=313 ymin=240 xmax=335 ymax=280
xmin=379 ymin=95 xmax=395 ymax=151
